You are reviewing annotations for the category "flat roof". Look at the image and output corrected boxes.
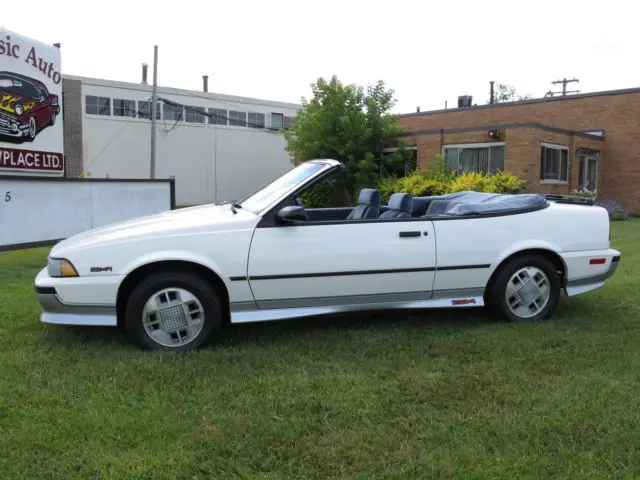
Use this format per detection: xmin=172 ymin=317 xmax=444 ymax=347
xmin=63 ymin=74 xmax=301 ymax=110
xmin=399 ymin=121 xmax=605 ymax=140
xmin=400 ymin=85 xmax=640 ymax=118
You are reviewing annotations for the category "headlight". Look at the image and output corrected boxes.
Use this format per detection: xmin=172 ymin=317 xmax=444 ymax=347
xmin=47 ymin=257 xmax=79 ymax=277
xmin=14 ymin=104 xmax=23 ymax=115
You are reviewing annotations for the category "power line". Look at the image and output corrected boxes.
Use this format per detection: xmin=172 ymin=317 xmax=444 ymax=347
xmin=156 ymin=96 xmax=286 ymax=133
xmin=81 ymin=105 xmax=149 ymax=176
xmin=81 ymin=92 xmax=292 ymax=176
xmin=155 ymin=85 xmax=300 ymax=118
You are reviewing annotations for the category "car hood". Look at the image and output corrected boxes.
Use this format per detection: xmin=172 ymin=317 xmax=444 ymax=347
xmin=50 ymin=203 xmax=258 ymax=255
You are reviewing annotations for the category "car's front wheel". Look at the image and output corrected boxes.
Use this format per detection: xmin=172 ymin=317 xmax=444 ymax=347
xmin=487 ymin=254 xmax=561 ymax=323
xmin=124 ymin=270 xmax=222 ymax=351
xmin=27 ymin=117 xmax=37 ymax=141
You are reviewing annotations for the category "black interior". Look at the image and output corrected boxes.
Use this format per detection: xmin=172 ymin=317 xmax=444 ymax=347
xmin=378 ymin=193 xmax=413 ymax=219
xmin=345 ymin=188 xmax=381 ymax=220
xmin=261 ymin=162 xmax=550 ymax=228
xmin=285 ymin=187 xmax=549 ymax=226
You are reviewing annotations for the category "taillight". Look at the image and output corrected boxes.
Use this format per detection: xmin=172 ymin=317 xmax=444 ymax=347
xmin=590 ymin=258 xmax=606 ymax=265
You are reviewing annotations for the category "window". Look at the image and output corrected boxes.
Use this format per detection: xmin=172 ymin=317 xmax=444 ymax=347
xmin=284 ymin=116 xmax=294 ymax=129
xmin=138 ymin=100 xmax=161 ymax=120
xmin=443 ymin=144 xmax=505 ymax=174
xmin=163 ymin=103 xmax=183 ymax=121
xmin=209 ymin=108 xmax=227 ymax=125
xmin=271 ymin=113 xmax=284 ymax=129
xmin=85 ymin=95 xmax=111 ymax=115
xmin=540 ymin=144 xmax=569 ymax=182
xmin=248 ymin=112 xmax=265 ymax=128
xmin=185 ymin=106 xmax=206 ymax=123
xmin=578 ymin=154 xmax=597 ymax=191
xmin=240 ymin=161 xmax=329 ymax=214
xmin=113 ymin=99 xmax=136 ymax=117
xmin=228 ymin=110 xmax=246 ymax=127
xmin=381 ymin=147 xmax=418 ymax=177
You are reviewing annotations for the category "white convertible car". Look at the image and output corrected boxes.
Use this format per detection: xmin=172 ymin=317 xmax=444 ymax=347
xmin=35 ymin=159 xmax=620 ymax=351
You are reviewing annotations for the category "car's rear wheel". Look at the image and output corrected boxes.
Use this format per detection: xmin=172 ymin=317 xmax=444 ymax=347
xmin=124 ymin=270 xmax=222 ymax=351
xmin=486 ymin=254 xmax=561 ymax=323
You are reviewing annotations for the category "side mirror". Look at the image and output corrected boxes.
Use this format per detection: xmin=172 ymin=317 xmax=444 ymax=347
xmin=276 ymin=205 xmax=306 ymax=224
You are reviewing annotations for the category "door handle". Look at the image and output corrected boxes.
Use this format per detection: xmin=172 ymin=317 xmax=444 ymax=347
xmin=399 ymin=231 xmax=421 ymax=238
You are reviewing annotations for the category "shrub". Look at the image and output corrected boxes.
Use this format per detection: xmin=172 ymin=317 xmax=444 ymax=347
xmin=449 ymin=171 xmax=488 ymax=192
xmin=377 ymin=168 xmax=526 ymax=202
xmin=417 ymin=154 xmax=457 ymax=183
xmin=379 ymin=174 xmax=448 ymax=203
xmin=595 ymin=199 xmax=629 ymax=221
xmin=378 ymin=176 xmax=400 ymax=204
xmin=300 ymin=177 xmax=339 ymax=208
xmin=485 ymin=170 xmax=527 ymax=194
xmin=574 ymin=188 xmax=597 ymax=200
xmin=379 ymin=172 xmax=449 ymax=203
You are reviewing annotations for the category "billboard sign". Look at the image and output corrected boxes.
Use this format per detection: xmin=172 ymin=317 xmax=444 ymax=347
xmin=0 ymin=28 xmax=64 ymax=176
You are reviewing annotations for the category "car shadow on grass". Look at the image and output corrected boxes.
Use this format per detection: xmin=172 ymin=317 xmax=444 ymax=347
xmin=39 ymin=306 xmax=501 ymax=351
xmin=215 ymin=307 xmax=500 ymax=348
xmin=41 ymin=300 xmax=574 ymax=351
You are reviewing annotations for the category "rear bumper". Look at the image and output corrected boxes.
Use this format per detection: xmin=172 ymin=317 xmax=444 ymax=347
xmin=564 ymin=252 xmax=620 ymax=297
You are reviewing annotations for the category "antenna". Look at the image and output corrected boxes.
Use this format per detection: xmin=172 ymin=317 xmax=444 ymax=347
xmin=548 ymin=78 xmax=580 ymax=97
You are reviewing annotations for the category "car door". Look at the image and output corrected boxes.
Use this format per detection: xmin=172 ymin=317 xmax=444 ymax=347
xmin=247 ymin=219 xmax=437 ymax=310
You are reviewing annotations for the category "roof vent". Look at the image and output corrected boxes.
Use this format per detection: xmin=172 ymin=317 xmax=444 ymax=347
xmin=458 ymin=95 xmax=473 ymax=108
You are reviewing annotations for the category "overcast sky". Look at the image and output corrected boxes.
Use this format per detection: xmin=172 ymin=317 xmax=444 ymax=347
xmin=3 ymin=0 xmax=638 ymax=113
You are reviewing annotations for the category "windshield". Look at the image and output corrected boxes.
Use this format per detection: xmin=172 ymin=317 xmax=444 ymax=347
xmin=239 ymin=162 xmax=330 ymax=214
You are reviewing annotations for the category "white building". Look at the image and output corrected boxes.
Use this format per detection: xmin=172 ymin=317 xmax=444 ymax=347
xmin=61 ymin=72 xmax=300 ymax=206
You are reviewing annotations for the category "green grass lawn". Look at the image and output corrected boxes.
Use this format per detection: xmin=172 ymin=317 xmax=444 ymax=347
xmin=1 ymin=222 xmax=640 ymax=479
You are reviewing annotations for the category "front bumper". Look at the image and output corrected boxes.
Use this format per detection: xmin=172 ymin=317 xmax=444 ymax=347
xmin=564 ymin=253 xmax=621 ymax=297
xmin=34 ymin=268 xmax=118 ymax=326
xmin=0 ymin=121 xmax=28 ymax=138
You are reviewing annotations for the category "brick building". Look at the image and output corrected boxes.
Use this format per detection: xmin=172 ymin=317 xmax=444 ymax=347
xmin=397 ymin=87 xmax=640 ymax=213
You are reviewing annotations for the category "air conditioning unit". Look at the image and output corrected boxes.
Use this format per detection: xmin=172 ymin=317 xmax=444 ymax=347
xmin=458 ymin=95 xmax=473 ymax=108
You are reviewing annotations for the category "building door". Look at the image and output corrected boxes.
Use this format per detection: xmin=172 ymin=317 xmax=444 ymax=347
xmin=578 ymin=154 xmax=598 ymax=192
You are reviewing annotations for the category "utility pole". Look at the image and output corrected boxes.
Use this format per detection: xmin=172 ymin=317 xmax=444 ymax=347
xmin=549 ymin=77 xmax=580 ymax=97
xmin=150 ymin=45 xmax=158 ymax=179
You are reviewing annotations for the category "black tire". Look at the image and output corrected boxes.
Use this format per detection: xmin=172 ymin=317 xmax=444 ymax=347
xmin=486 ymin=254 xmax=561 ymax=323
xmin=26 ymin=117 xmax=37 ymax=141
xmin=124 ymin=270 xmax=222 ymax=351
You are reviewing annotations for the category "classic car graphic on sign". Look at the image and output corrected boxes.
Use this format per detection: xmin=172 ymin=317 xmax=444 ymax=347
xmin=0 ymin=71 xmax=60 ymax=142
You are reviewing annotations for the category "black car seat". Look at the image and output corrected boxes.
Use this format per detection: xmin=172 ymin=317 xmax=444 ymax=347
xmin=411 ymin=197 xmax=432 ymax=217
xmin=378 ymin=193 xmax=413 ymax=219
xmin=346 ymin=188 xmax=381 ymax=220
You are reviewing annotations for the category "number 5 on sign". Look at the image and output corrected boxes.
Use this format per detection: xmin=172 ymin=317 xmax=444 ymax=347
xmin=4 ymin=191 xmax=10 ymax=203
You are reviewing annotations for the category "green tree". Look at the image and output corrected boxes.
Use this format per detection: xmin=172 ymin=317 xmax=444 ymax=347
xmin=491 ymin=83 xmax=532 ymax=103
xmin=283 ymin=75 xmax=407 ymax=204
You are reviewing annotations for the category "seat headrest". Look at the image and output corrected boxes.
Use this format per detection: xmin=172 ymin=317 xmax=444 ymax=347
xmin=426 ymin=199 xmax=449 ymax=215
xmin=387 ymin=192 xmax=413 ymax=213
xmin=411 ymin=197 xmax=430 ymax=216
xmin=357 ymin=188 xmax=381 ymax=206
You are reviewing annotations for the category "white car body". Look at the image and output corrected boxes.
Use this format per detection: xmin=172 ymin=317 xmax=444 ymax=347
xmin=35 ymin=159 xmax=620 ymax=347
